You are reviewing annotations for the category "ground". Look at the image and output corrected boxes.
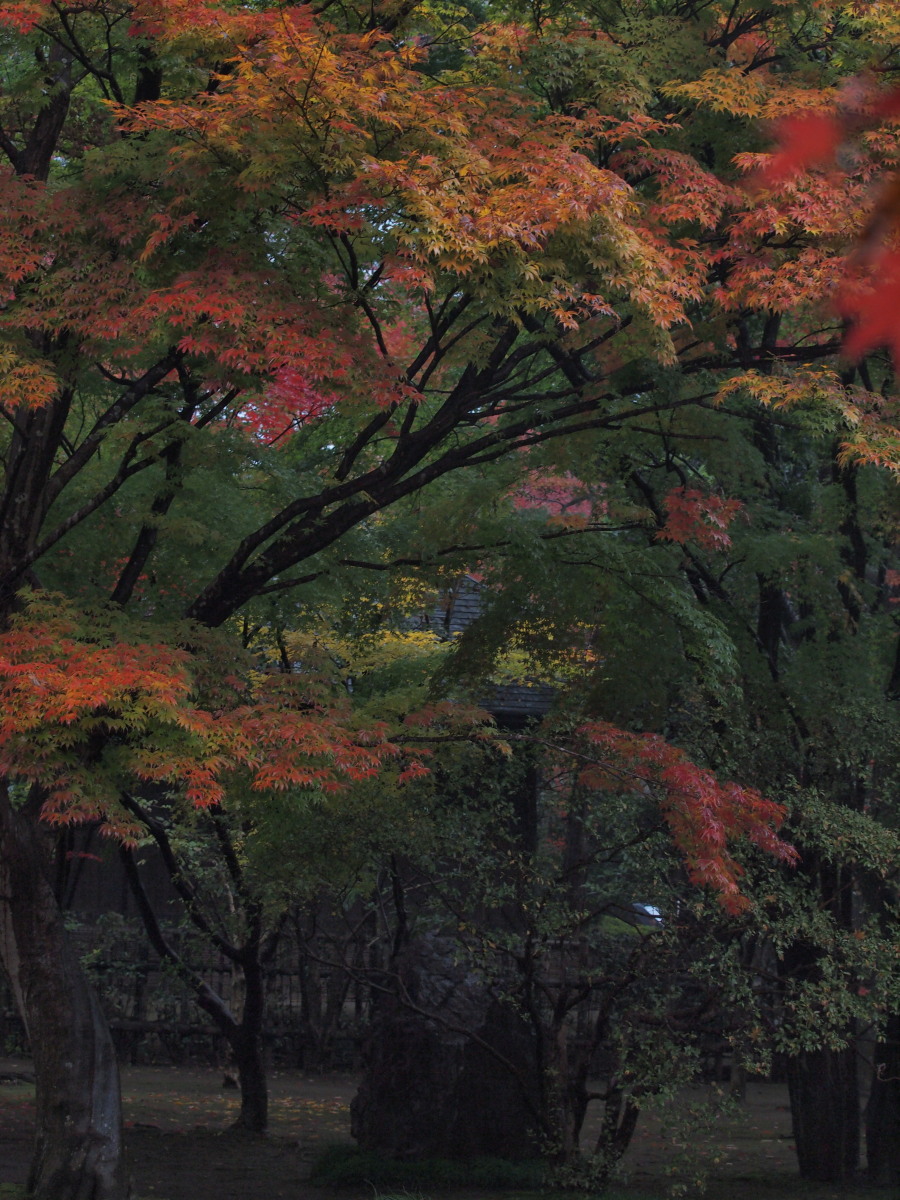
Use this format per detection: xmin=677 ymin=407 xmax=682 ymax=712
xmin=0 ymin=1058 xmax=891 ymax=1200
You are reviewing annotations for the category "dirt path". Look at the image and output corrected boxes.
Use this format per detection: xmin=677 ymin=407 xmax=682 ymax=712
xmin=0 ymin=1058 xmax=884 ymax=1200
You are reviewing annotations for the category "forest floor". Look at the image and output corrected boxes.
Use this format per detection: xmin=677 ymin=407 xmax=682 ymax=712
xmin=0 ymin=1056 xmax=893 ymax=1200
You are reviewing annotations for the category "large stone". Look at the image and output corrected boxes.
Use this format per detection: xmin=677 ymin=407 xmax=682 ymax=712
xmin=351 ymin=936 xmax=542 ymax=1160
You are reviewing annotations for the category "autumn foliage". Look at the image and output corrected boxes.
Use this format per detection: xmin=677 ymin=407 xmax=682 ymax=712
xmin=657 ymin=488 xmax=743 ymax=552
xmin=575 ymin=723 xmax=796 ymax=914
xmin=0 ymin=595 xmax=404 ymax=836
xmin=6 ymin=1 xmax=900 ymax=1194
xmin=752 ymin=85 xmax=900 ymax=367
xmin=5 ymin=0 xmax=894 ymax=924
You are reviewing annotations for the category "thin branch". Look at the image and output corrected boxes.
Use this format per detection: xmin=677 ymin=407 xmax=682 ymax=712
xmin=45 ymin=349 xmax=182 ymax=508
xmin=120 ymin=844 xmax=239 ymax=1034
xmin=119 ymin=793 xmax=242 ymax=961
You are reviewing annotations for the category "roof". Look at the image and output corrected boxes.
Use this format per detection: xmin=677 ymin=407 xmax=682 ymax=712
xmin=420 ymin=576 xmax=555 ymax=725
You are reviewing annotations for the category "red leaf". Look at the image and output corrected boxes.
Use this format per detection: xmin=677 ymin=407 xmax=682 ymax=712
xmin=756 ymin=111 xmax=842 ymax=187
xmin=575 ymin=720 xmax=796 ymax=912
xmin=870 ymin=86 xmax=900 ymax=120
xmin=838 ymin=249 xmax=900 ymax=364
xmin=656 ymin=487 xmax=742 ymax=551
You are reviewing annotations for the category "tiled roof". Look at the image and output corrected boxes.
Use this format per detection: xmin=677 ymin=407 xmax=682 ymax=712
xmin=423 ymin=575 xmax=485 ymax=635
xmin=418 ymin=576 xmax=555 ymax=723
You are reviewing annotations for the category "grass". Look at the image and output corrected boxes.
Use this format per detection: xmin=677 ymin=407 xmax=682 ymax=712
xmin=307 ymin=1146 xmax=900 ymax=1200
xmin=3 ymin=1065 xmax=896 ymax=1200
xmin=309 ymin=1145 xmax=549 ymax=1191
xmin=307 ymin=1146 xmax=676 ymax=1199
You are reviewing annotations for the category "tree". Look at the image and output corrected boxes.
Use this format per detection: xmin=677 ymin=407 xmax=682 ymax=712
xmin=0 ymin=0 xmax=896 ymax=1195
xmin=110 ymin=627 xmax=455 ymax=1132
xmin=118 ymin=795 xmax=288 ymax=1134
xmin=341 ymin=715 xmax=795 ymax=1181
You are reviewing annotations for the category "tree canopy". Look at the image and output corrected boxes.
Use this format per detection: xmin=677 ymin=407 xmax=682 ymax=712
xmin=3 ymin=0 xmax=900 ymax=1195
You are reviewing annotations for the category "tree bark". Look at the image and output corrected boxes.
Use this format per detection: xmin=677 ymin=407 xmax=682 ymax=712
xmin=866 ymin=1014 xmax=900 ymax=1185
xmin=786 ymin=1044 xmax=859 ymax=1183
xmin=0 ymin=783 xmax=129 ymax=1199
xmin=229 ymin=957 xmax=268 ymax=1132
xmin=230 ymin=1024 xmax=269 ymax=1133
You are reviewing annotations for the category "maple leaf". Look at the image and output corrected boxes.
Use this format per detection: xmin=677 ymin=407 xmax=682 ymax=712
xmin=656 ymin=487 xmax=742 ymax=551
xmin=839 ymin=249 xmax=900 ymax=365
xmin=237 ymin=367 xmax=335 ymax=443
xmin=0 ymin=346 xmax=59 ymax=408
xmin=755 ymin=111 xmax=843 ymax=187
xmin=744 ymin=78 xmax=900 ymax=367
xmin=511 ymin=471 xmax=597 ymax=524
xmin=0 ymin=1 xmax=50 ymax=31
xmin=0 ymin=595 xmax=408 ymax=831
xmin=575 ymin=721 xmax=796 ymax=914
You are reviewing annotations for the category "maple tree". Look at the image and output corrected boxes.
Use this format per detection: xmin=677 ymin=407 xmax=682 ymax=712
xmin=1 ymin=0 xmax=900 ymax=1195
xmin=0 ymin=591 xmax=414 ymax=1135
xmin=401 ymin=390 xmax=900 ymax=1181
xmin=654 ymin=7 xmax=900 ymax=1181
xmin=327 ymin=0 xmax=900 ymax=1179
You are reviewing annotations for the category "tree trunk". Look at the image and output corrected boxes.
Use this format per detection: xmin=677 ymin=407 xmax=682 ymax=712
xmin=781 ymin=855 xmax=860 ymax=1186
xmin=229 ymin=958 xmax=268 ymax=1133
xmin=230 ymin=1025 xmax=268 ymax=1133
xmin=866 ymin=1014 xmax=900 ymax=1185
xmin=594 ymin=1085 xmax=640 ymax=1178
xmin=0 ymin=783 xmax=129 ymax=1200
xmin=119 ymin=818 xmax=272 ymax=1135
xmin=786 ymin=1044 xmax=859 ymax=1182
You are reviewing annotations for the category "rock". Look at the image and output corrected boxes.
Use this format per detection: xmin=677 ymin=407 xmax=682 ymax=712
xmin=351 ymin=935 xmax=541 ymax=1161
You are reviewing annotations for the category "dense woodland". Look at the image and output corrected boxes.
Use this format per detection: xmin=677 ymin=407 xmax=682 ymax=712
xmin=1 ymin=0 xmax=900 ymax=1197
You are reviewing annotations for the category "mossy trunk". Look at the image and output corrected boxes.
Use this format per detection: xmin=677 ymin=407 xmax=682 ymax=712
xmin=787 ymin=1044 xmax=859 ymax=1183
xmin=0 ymin=782 xmax=129 ymax=1200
